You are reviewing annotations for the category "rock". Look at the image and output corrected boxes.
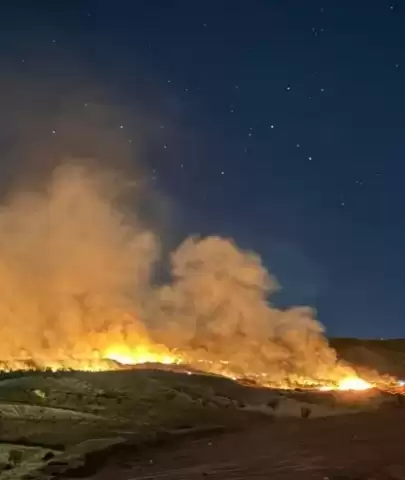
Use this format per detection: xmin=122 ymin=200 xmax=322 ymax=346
xmin=41 ymin=451 xmax=55 ymax=461
xmin=300 ymin=406 xmax=312 ymax=419
xmin=396 ymin=394 xmax=405 ymax=408
xmin=267 ymin=398 xmax=280 ymax=410
xmin=44 ymin=437 xmax=126 ymax=477
xmin=0 ymin=462 xmax=12 ymax=472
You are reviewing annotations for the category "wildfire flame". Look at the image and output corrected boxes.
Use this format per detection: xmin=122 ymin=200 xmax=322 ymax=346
xmin=0 ymin=341 xmax=389 ymax=393
xmin=103 ymin=344 xmax=179 ymax=366
xmin=318 ymin=376 xmax=373 ymax=392
xmin=99 ymin=344 xmax=375 ymax=392
xmin=337 ymin=376 xmax=372 ymax=391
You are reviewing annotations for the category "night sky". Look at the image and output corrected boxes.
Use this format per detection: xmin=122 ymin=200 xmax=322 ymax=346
xmin=0 ymin=1 xmax=404 ymax=338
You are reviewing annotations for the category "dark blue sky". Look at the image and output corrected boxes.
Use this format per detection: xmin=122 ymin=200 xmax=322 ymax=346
xmin=1 ymin=1 xmax=405 ymax=338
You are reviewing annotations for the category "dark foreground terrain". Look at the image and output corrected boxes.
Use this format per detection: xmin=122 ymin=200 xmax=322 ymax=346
xmin=88 ymin=409 xmax=405 ymax=480
xmin=0 ymin=366 xmax=396 ymax=480
xmin=0 ymin=338 xmax=404 ymax=479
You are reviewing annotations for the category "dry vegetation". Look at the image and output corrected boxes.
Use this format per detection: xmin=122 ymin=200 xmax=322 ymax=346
xmin=0 ymin=368 xmax=276 ymax=479
xmin=0 ymin=338 xmax=401 ymax=479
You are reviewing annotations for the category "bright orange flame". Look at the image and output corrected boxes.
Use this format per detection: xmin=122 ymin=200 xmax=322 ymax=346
xmin=103 ymin=344 xmax=180 ymax=366
xmin=318 ymin=385 xmax=333 ymax=392
xmin=318 ymin=376 xmax=372 ymax=392
xmin=0 ymin=341 xmax=385 ymax=393
xmin=337 ymin=376 xmax=372 ymax=391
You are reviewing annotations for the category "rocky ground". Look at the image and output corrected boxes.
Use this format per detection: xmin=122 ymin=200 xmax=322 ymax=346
xmin=0 ymin=367 xmax=398 ymax=480
xmin=0 ymin=368 xmax=291 ymax=479
xmin=0 ymin=338 xmax=404 ymax=479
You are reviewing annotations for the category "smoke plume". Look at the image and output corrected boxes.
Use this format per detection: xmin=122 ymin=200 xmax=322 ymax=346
xmin=0 ymin=164 xmax=351 ymax=384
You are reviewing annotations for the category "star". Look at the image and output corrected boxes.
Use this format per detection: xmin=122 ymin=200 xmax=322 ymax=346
xmin=119 ymin=124 xmax=124 ymax=129
xmin=308 ymin=156 xmax=312 ymax=161
xmin=286 ymin=85 xmax=291 ymax=91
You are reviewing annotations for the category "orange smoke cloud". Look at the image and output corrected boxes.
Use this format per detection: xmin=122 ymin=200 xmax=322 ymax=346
xmin=0 ymin=164 xmax=356 ymax=385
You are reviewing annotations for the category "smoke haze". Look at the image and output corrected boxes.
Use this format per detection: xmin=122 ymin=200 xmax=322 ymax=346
xmin=0 ymin=163 xmax=353 ymax=384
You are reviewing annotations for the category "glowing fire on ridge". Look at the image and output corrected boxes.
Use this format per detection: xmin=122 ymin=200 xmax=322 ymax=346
xmin=336 ymin=376 xmax=372 ymax=391
xmin=0 ymin=341 xmax=379 ymax=393
xmin=100 ymin=343 xmax=374 ymax=392
xmin=318 ymin=376 xmax=373 ymax=392
xmin=0 ymin=342 xmax=379 ymax=393
xmin=103 ymin=344 xmax=179 ymax=366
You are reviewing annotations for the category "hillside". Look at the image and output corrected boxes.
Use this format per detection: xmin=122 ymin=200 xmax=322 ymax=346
xmin=0 ymin=338 xmax=401 ymax=478
xmin=331 ymin=338 xmax=405 ymax=378
xmin=0 ymin=365 xmax=397 ymax=479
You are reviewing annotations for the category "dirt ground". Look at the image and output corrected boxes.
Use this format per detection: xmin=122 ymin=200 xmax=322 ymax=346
xmin=0 ymin=369 xmax=401 ymax=479
xmin=85 ymin=409 xmax=405 ymax=480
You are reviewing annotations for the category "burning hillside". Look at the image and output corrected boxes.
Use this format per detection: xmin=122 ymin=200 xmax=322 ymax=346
xmin=0 ymin=346 xmax=376 ymax=392
xmin=0 ymin=164 xmax=395 ymax=392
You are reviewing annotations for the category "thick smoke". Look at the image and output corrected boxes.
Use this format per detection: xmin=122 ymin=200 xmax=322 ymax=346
xmin=152 ymin=237 xmax=348 ymax=383
xmin=0 ymin=164 xmax=350 ymax=383
xmin=0 ymin=165 xmax=158 ymax=362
